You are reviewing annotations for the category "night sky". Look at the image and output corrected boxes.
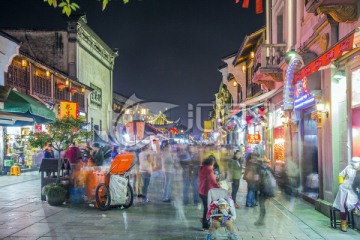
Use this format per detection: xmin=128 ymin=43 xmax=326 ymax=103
xmin=0 ymin=0 xmax=264 ymax=135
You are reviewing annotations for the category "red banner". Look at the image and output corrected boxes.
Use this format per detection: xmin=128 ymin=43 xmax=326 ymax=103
xmin=293 ymin=34 xmax=354 ymax=84
xmin=255 ymin=0 xmax=263 ymax=14
xmin=242 ymin=0 xmax=249 ymax=8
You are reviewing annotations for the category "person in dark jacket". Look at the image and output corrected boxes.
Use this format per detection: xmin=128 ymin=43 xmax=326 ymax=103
xmin=44 ymin=144 xmax=55 ymax=158
xmin=91 ymin=143 xmax=104 ymax=166
xmin=198 ymin=156 xmax=220 ymax=230
xmin=229 ymin=150 xmax=243 ymax=209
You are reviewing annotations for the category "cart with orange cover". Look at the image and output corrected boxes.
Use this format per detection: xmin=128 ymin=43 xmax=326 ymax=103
xmin=95 ymin=153 xmax=134 ymax=211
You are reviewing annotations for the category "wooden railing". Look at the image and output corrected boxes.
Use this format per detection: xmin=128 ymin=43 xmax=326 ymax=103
xmin=254 ymin=44 xmax=287 ymax=72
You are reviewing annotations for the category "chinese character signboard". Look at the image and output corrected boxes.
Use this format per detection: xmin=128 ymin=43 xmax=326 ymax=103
xmin=90 ymin=83 xmax=102 ymax=107
xmin=59 ymin=101 xmax=78 ymax=119
xmin=247 ymin=134 xmax=261 ymax=144
xmin=204 ymin=121 xmax=212 ymax=133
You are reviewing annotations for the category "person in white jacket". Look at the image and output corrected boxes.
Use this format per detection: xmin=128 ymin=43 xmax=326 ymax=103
xmin=333 ymin=157 xmax=360 ymax=232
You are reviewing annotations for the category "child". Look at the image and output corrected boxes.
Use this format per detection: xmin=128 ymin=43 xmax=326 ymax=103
xmin=206 ymin=198 xmax=238 ymax=240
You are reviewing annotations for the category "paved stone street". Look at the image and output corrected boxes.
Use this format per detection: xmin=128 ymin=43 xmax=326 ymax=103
xmin=0 ymin=172 xmax=359 ymax=240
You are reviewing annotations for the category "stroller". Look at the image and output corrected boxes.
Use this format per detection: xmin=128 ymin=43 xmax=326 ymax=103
xmin=205 ymin=188 xmax=238 ymax=240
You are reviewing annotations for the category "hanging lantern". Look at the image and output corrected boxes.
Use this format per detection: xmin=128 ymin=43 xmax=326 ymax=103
xmin=250 ymin=51 xmax=255 ymax=59
xmin=242 ymin=64 xmax=246 ymax=73
xmin=245 ymin=116 xmax=253 ymax=125
xmin=69 ymin=88 xmax=77 ymax=94
xmin=65 ymin=80 xmax=69 ymax=86
xmin=57 ymin=83 xmax=66 ymax=90
xmin=21 ymin=59 xmax=27 ymax=67
xmin=81 ymin=87 xmax=85 ymax=93
xmin=258 ymin=106 xmax=266 ymax=116
xmin=46 ymin=70 xmax=50 ymax=77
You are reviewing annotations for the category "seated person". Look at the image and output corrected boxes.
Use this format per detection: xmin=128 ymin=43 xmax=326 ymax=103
xmin=206 ymin=198 xmax=238 ymax=240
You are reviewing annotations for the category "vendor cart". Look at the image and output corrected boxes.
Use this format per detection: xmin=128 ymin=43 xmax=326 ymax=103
xmin=95 ymin=153 xmax=134 ymax=211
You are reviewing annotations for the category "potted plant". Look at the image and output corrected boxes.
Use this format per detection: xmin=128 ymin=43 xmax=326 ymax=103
xmin=42 ymin=183 xmax=67 ymax=206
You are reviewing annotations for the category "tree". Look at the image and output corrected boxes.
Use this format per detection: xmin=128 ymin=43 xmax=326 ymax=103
xmin=28 ymin=116 xmax=92 ymax=182
xmin=43 ymin=0 xmax=130 ymax=17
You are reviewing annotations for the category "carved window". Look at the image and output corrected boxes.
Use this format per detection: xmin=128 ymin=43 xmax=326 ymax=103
xmin=33 ymin=74 xmax=51 ymax=97
xmin=55 ymin=87 xmax=70 ymax=101
xmin=72 ymin=92 xmax=85 ymax=110
xmin=6 ymin=64 xmax=30 ymax=92
xmin=277 ymin=14 xmax=284 ymax=43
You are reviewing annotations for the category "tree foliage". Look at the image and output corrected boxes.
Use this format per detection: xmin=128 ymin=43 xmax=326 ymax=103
xmin=28 ymin=116 xmax=92 ymax=183
xmin=43 ymin=0 xmax=130 ymax=16
xmin=28 ymin=116 xmax=92 ymax=153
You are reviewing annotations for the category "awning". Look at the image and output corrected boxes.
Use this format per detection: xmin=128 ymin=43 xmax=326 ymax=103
xmin=0 ymin=111 xmax=34 ymax=126
xmin=3 ymin=89 xmax=56 ymax=124
xmin=240 ymin=86 xmax=283 ymax=106
xmin=293 ymin=30 xmax=356 ymax=84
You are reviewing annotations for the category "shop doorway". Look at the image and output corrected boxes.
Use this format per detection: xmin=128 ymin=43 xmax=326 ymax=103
xmin=302 ymin=106 xmax=319 ymax=200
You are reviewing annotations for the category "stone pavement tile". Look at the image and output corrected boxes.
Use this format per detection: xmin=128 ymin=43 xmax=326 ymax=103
xmin=11 ymin=223 xmax=55 ymax=238
xmin=38 ymin=237 xmax=72 ymax=240
xmin=3 ymin=237 xmax=39 ymax=240
xmin=0 ymin=227 xmax=22 ymax=239
xmin=1 ymin=216 xmax=46 ymax=230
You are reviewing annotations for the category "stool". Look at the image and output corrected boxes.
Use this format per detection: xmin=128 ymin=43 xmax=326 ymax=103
xmin=9 ymin=165 xmax=20 ymax=176
xmin=330 ymin=207 xmax=355 ymax=229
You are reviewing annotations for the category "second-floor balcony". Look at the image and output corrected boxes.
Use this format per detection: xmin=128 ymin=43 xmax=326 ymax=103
xmin=251 ymin=43 xmax=287 ymax=89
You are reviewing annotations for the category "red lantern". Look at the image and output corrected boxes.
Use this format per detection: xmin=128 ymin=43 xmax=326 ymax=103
xmin=258 ymin=107 xmax=266 ymax=116
xmin=57 ymin=83 xmax=66 ymax=90
xmin=69 ymin=88 xmax=77 ymax=94
xmin=245 ymin=116 xmax=253 ymax=124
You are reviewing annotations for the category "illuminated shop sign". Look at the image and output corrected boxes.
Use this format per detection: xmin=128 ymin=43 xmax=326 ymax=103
xmin=247 ymin=134 xmax=261 ymax=144
xmin=59 ymin=101 xmax=78 ymax=119
xmin=294 ymin=77 xmax=315 ymax=110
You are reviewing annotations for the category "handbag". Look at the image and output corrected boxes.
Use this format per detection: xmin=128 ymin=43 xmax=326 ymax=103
xmin=219 ymin=180 xmax=229 ymax=191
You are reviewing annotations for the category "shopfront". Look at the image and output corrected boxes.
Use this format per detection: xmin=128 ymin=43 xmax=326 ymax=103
xmin=273 ymin=108 xmax=285 ymax=173
xmin=351 ymin=68 xmax=360 ymax=157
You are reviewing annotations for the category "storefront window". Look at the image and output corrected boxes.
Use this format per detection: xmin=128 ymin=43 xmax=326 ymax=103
xmin=351 ymin=69 xmax=360 ymax=156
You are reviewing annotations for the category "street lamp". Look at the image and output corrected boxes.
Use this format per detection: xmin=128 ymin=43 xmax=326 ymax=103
xmin=233 ymin=80 xmax=237 ymax=87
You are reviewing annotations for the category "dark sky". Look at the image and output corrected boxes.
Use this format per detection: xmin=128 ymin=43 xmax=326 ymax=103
xmin=0 ymin=0 xmax=264 ymax=135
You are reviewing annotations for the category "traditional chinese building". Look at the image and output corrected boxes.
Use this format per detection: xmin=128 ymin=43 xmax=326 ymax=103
xmin=2 ymin=14 xmax=118 ymax=137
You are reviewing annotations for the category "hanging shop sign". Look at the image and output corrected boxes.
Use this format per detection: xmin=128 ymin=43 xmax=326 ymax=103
xmin=204 ymin=121 xmax=212 ymax=133
xmin=90 ymin=83 xmax=102 ymax=107
xmin=59 ymin=100 xmax=78 ymax=119
xmin=247 ymin=133 xmax=261 ymax=144
xmin=34 ymin=125 xmax=42 ymax=133
xmin=293 ymin=77 xmax=315 ymax=110
xmin=293 ymin=34 xmax=354 ymax=84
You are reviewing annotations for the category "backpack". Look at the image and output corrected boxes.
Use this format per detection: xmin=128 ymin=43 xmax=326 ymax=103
xmin=260 ymin=165 xmax=277 ymax=198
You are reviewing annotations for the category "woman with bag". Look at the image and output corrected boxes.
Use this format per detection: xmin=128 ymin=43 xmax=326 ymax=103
xmin=229 ymin=150 xmax=243 ymax=209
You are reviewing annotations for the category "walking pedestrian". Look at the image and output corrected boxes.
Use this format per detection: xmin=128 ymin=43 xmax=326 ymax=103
xmin=139 ymin=145 xmax=154 ymax=203
xmin=243 ymin=153 xmax=259 ymax=207
xmin=229 ymin=150 xmax=243 ymax=209
xmin=198 ymin=156 xmax=220 ymax=231
xmin=161 ymin=141 xmax=175 ymax=202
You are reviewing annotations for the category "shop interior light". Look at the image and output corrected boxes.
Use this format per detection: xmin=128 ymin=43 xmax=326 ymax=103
xmin=334 ymin=70 xmax=345 ymax=80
